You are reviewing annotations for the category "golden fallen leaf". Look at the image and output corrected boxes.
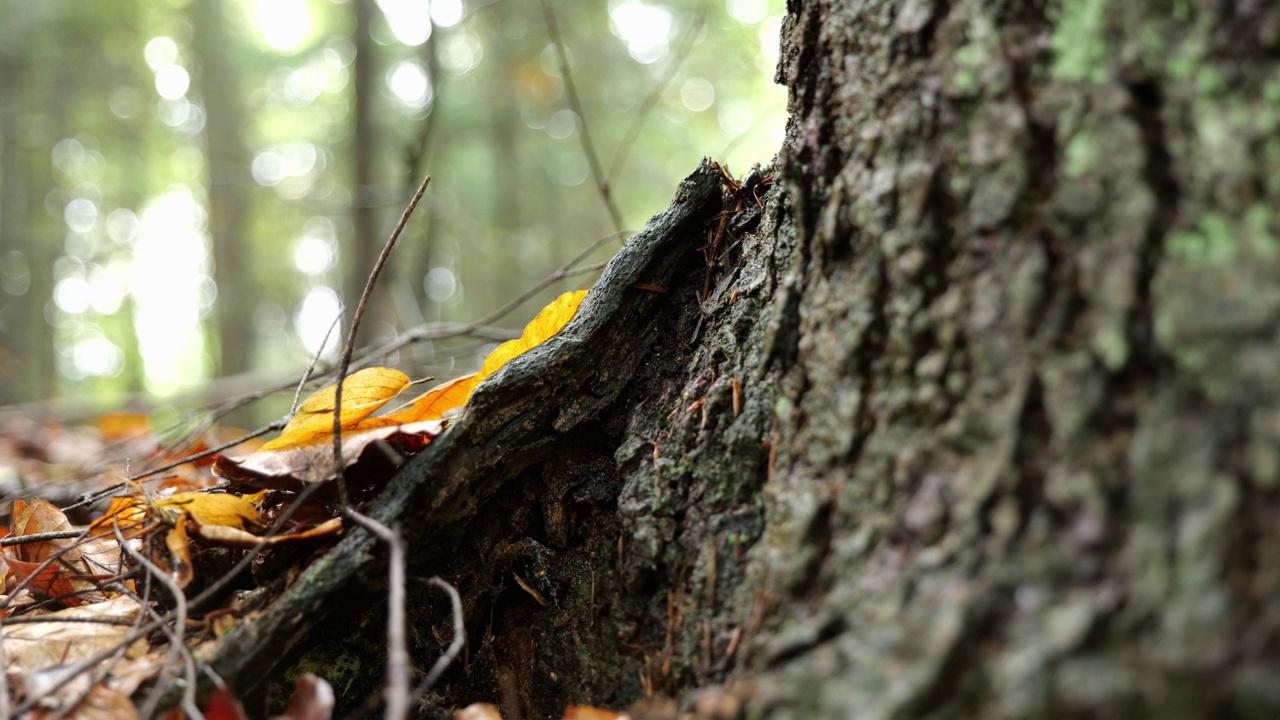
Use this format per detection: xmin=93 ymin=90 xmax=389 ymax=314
xmin=478 ymin=290 xmax=587 ymax=383
xmin=386 ymin=373 xmax=478 ymax=424
xmin=88 ymin=495 xmax=151 ymax=539
xmin=152 ymin=492 xmax=262 ymax=530
xmin=261 ymin=367 xmax=412 ymax=451
xmin=390 ymin=290 xmax=587 ymax=424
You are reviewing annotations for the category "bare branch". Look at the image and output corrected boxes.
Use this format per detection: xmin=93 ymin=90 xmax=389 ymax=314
xmin=342 ymin=509 xmax=410 ymax=720
xmin=540 ymin=0 xmax=624 ymax=232
xmin=331 ymin=174 xmax=432 ymax=505
xmin=410 ymin=576 xmax=466 ymax=703
xmin=607 ymin=4 xmax=709 ymax=185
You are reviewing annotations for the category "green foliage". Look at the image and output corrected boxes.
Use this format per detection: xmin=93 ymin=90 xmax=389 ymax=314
xmin=0 ymin=0 xmax=785 ymax=412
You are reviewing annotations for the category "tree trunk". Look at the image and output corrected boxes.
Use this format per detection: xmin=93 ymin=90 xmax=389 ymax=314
xmin=205 ymin=1 xmax=1280 ymax=718
xmin=192 ymin=0 xmax=254 ymax=379
xmin=346 ymin=0 xmax=393 ymax=345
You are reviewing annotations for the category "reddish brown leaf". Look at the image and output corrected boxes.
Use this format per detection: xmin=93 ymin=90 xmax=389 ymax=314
xmin=5 ymin=498 xmax=122 ymax=605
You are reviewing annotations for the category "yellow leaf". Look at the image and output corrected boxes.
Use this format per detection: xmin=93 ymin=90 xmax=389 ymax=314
xmin=89 ymin=495 xmax=151 ymax=538
xmin=477 ymin=290 xmax=586 ymax=383
xmin=152 ymin=492 xmax=261 ymax=530
xmin=262 ymin=367 xmax=411 ymax=451
xmin=164 ymin=516 xmax=194 ymax=589
xmin=385 ymin=373 xmax=478 ymax=424
xmin=386 ymin=291 xmax=585 ymax=424
xmin=90 ymin=412 xmax=152 ymax=440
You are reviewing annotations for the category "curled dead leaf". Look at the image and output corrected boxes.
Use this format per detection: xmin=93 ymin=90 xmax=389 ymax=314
xmin=5 ymin=498 xmax=123 ymax=605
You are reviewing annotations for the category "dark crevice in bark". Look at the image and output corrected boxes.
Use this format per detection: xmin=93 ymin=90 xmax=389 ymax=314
xmin=847 ymin=254 xmax=891 ymax=467
xmin=761 ymin=612 xmax=847 ymax=668
xmin=1124 ymin=78 xmax=1178 ymax=371
xmin=1011 ymin=375 xmax=1056 ymax=537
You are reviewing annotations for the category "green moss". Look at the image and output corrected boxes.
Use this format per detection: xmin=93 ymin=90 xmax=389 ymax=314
xmin=1063 ymin=132 xmax=1100 ymax=179
xmin=1050 ymin=0 xmax=1112 ymax=83
xmin=1244 ymin=204 xmax=1277 ymax=256
xmin=1167 ymin=213 xmax=1239 ymax=265
xmin=1093 ymin=325 xmax=1129 ymax=371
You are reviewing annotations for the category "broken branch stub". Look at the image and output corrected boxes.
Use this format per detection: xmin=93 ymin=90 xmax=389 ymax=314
xmin=199 ymin=159 xmax=723 ymax=696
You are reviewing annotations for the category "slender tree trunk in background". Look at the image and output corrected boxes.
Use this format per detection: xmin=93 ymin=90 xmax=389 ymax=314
xmin=346 ymin=0 xmax=386 ymax=343
xmin=0 ymin=40 xmax=28 ymax=404
xmin=0 ymin=6 xmax=57 ymax=403
xmin=489 ymin=23 xmax=527 ymax=305
xmin=405 ymin=30 xmax=440 ymax=326
xmin=212 ymin=1 xmax=1280 ymax=717
xmin=192 ymin=0 xmax=253 ymax=379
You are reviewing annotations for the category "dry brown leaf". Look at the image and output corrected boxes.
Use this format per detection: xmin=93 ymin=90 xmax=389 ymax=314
xmin=28 ymin=683 xmax=142 ymax=720
xmin=5 ymin=498 xmax=123 ymax=605
xmin=2 ymin=594 xmax=147 ymax=673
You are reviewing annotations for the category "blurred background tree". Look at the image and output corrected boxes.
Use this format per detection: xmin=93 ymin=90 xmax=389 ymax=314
xmin=0 ymin=0 xmax=784 ymax=420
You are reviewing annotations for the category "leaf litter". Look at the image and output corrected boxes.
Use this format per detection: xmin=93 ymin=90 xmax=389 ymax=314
xmin=0 ymin=289 xmax=591 ymax=718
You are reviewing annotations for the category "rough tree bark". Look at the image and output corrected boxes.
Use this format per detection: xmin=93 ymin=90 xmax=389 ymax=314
xmin=205 ymin=1 xmax=1280 ymax=718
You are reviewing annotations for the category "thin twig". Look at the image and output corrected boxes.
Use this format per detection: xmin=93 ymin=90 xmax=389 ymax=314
xmin=59 ymin=422 xmax=284 ymax=513
xmin=332 ymin=174 xmax=432 ymax=504
xmin=607 ymin=4 xmax=708 ymax=185
xmin=290 ymin=306 xmax=346 ymax=418
xmin=114 ymin=527 xmax=201 ymax=720
xmin=409 ymin=577 xmax=465 ymax=702
xmin=360 ymin=231 xmax=626 ymax=364
xmin=343 ymin=509 xmax=410 ymax=720
xmin=540 ymin=0 xmax=623 ymax=232
xmin=0 ymin=528 xmax=86 ymax=546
